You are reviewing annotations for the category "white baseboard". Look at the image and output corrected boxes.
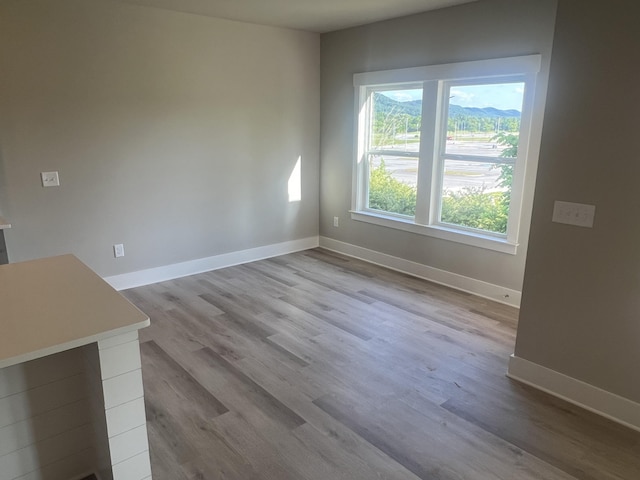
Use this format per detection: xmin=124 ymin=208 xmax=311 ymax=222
xmin=318 ymin=236 xmax=521 ymax=307
xmin=104 ymin=236 xmax=319 ymax=291
xmin=507 ymin=354 xmax=640 ymax=433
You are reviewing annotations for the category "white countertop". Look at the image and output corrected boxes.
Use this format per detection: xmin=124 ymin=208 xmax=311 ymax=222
xmin=0 ymin=216 xmax=10 ymax=230
xmin=0 ymin=254 xmax=149 ymax=369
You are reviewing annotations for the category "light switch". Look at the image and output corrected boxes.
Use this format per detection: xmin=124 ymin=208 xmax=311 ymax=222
xmin=552 ymin=201 xmax=596 ymax=228
xmin=41 ymin=171 xmax=60 ymax=187
xmin=114 ymin=244 xmax=125 ymax=258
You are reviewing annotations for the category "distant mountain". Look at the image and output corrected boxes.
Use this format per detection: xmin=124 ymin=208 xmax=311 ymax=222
xmin=374 ymin=93 xmax=423 ymax=117
xmin=374 ymin=92 xmax=520 ymax=119
xmin=448 ymin=105 xmax=521 ymax=118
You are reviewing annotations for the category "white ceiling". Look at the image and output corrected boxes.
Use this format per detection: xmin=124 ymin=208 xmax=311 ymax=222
xmin=112 ymin=0 xmax=478 ymax=33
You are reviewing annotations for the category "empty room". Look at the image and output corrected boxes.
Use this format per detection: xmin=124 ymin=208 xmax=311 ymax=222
xmin=1 ymin=0 xmax=640 ymax=479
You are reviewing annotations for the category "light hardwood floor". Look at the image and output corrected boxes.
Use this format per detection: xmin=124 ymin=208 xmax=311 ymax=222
xmin=123 ymin=248 xmax=640 ymax=480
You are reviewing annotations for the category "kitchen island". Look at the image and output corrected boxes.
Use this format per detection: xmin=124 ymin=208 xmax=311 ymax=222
xmin=0 ymin=254 xmax=152 ymax=480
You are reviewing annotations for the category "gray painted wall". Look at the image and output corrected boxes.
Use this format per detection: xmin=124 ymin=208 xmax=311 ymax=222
xmin=0 ymin=0 xmax=320 ymax=277
xmin=319 ymin=0 xmax=557 ymax=291
xmin=515 ymin=0 xmax=640 ymax=402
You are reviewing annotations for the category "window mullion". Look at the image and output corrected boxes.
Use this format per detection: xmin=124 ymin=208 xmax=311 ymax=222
xmin=414 ymin=81 xmax=439 ymax=225
xmin=444 ymin=154 xmax=515 ymax=164
xmin=353 ymin=86 xmax=370 ymax=212
xmin=432 ymin=81 xmax=448 ymax=225
xmin=504 ymin=72 xmax=536 ymax=243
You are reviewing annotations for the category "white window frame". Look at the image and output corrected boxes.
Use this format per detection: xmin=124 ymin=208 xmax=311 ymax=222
xmin=351 ymin=55 xmax=541 ymax=255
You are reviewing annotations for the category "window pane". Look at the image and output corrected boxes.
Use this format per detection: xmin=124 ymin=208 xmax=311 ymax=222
xmin=368 ymin=154 xmax=417 ymax=217
xmin=440 ymin=159 xmax=511 ymax=234
xmin=445 ymin=83 xmax=524 ymax=158
xmin=370 ymin=89 xmax=422 ymax=154
xmin=439 ymin=82 xmax=523 ymax=235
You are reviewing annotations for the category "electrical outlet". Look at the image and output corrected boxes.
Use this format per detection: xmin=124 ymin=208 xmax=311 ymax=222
xmin=552 ymin=201 xmax=596 ymax=228
xmin=41 ymin=171 xmax=60 ymax=187
xmin=333 ymin=216 xmax=339 ymax=227
xmin=113 ymin=244 xmax=125 ymax=258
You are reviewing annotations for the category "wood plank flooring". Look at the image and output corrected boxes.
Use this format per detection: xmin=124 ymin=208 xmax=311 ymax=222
xmin=123 ymin=248 xmax=640 ymax=480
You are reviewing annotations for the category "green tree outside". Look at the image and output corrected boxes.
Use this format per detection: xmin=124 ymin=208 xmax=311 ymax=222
xmin=441 ymin=188 xmax=509 ymax=233
xmin=440 ymin=132 xmax=517 ymax=234
xmin=368 ymin=133 xmax=519 ymax=234
xmin=368 ymin=159 xmax=417 ymax=216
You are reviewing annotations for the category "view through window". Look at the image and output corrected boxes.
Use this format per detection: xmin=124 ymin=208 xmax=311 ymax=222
xmin=367 ymin=88 xmax=422 ymax=217
xmin=365 ymin=82 xmax=524 ymax=235
xmin=439 ymin=82 xmax=524 ymax=234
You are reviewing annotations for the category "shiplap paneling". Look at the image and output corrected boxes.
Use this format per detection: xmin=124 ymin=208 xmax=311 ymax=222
xmin=97 ymin=333 xmax=151 ymax=480
xmin=0 ymin=349 xmax=83 ymax=399
xmin=111 ymin=451 xmax=152 ymax=480
xmin=105 ymin=398 xmax=147 ymax=439
xmin=83 ymin=344 xmax=115 ymax=480
xmin=0 ymin=400 xmax=90 ymax=457
xmin=0 ymin=347 xmax=103 ymax=480
xmin=13 ymin=448 xmax=96 ymax=480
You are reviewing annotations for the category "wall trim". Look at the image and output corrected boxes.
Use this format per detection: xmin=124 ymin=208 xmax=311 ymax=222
xmin=318 ymin=236 xmax=521 ymax=307
xmin=508 ymin=354 xmax=640 ymax=433
xmin=104 ymin=236 xmax=319 ymax=291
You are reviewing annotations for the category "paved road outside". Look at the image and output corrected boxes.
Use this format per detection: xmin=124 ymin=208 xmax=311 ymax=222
xmin=372 ymin=140 xmax=509 ymax=192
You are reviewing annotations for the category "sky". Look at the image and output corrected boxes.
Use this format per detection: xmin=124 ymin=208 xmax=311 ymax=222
xmin=382 ymin=82 xmax=525 ymax=112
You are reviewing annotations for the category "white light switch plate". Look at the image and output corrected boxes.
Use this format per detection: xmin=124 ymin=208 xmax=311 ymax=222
xmin=114 ymin=244 xmax=125 ymax=258
xmin=41 ymin=171 xmax=60 ymax=187
xmin=552 ymin=200 xmax=596 ymax=228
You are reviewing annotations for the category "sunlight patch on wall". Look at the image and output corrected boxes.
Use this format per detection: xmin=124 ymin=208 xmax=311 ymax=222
xmin=288 ymin=156 xmax=302 ymax=202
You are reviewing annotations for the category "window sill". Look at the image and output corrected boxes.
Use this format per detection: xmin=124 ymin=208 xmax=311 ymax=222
xmin=350 ymin=210 xmax=518 ymax=255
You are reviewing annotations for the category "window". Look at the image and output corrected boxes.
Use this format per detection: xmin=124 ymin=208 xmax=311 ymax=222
xmin=352 ymin=55 xmax=541 ymax=254
xmin=366 ymin=86 xmax=422 ymax=217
